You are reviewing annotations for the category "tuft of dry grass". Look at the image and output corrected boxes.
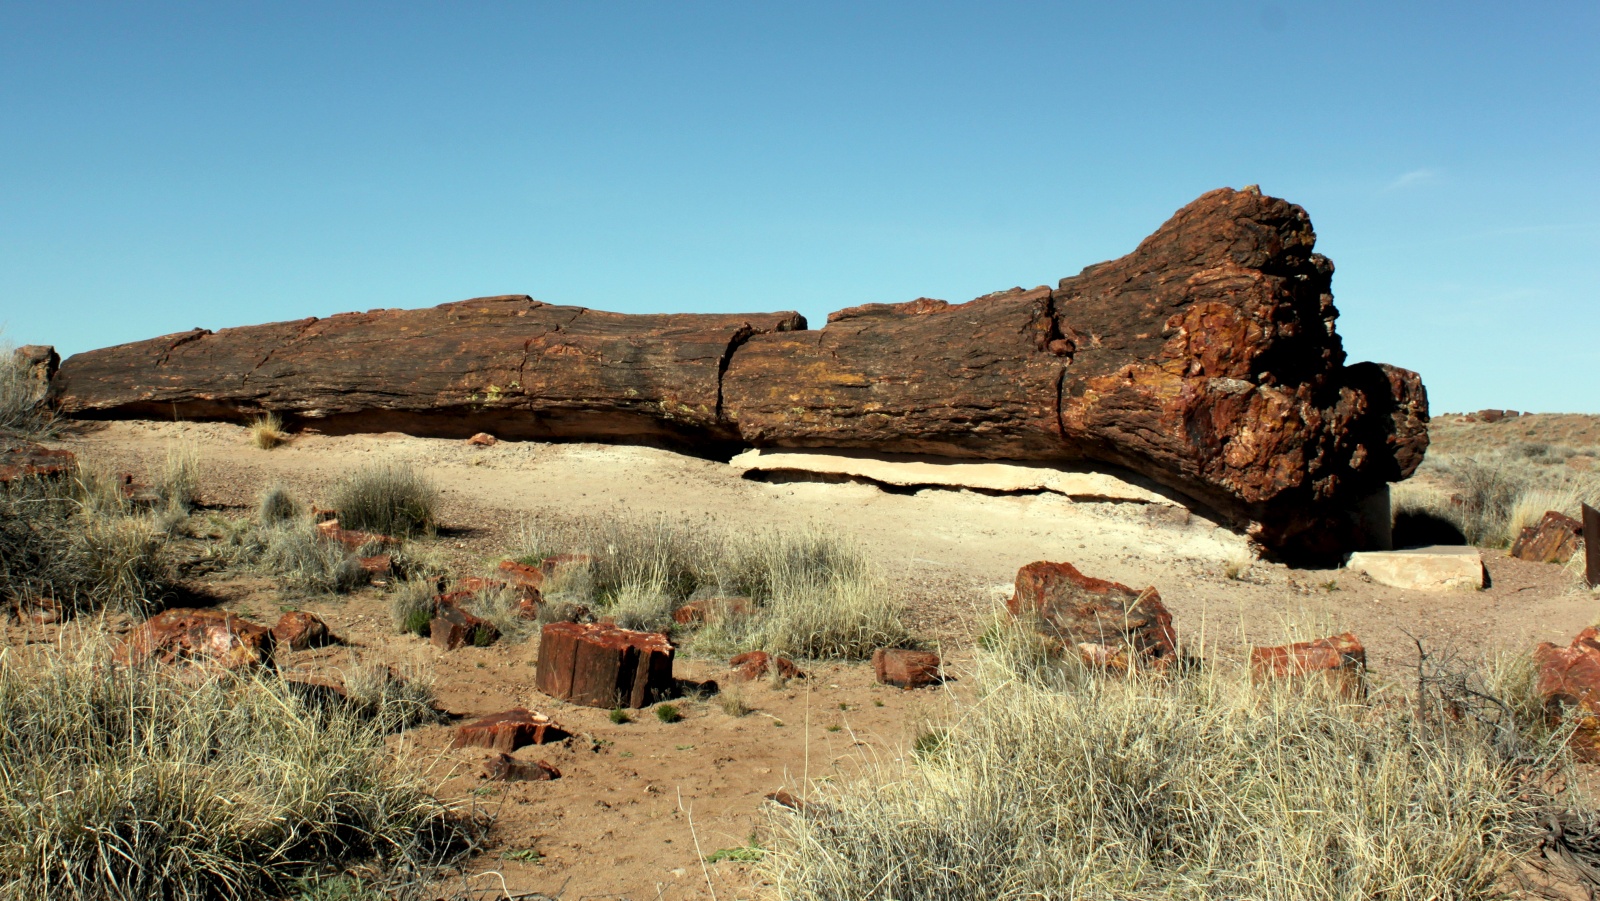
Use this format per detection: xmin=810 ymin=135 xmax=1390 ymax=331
xmin=0 ymin=639 xmax=463 ymax=900
xmin=0 ymin=468 xmax=176 ymax=618
xmin=247 ymin=411 xmax=288 ymax=449
xmin=516 ymin=514 xmax=909 ymax=659
xmin=1396 ymin=449 xmax=1600 ymax=548
xmin=764 ymin=620 xmax=1574 ymax=901
xmin=330 ymin=462 xmax=439 ymax=538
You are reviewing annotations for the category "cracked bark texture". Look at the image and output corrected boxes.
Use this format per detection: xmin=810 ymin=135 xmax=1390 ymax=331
xmin=48 ymin=188 xmax=1428 ymax=559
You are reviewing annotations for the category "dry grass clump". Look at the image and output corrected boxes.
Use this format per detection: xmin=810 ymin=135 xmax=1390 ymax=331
xmin=1397 ymin=449 xmax=1600 ymax=548
xmin=330 ymin=462 xmax=439 ymax=538
xmin=764 ymin=623 xmax=1571 ymax=901
xmin=247 ymin=411 xmax=288 ymax=449
xmin=0 ymin=640 xmax=461 ymax=900
xmin=0 ymin=470 xmax=176 ymax=618
xmin=251 ymin=520 xmax=368 ymax=594
xmin=258 ymin=482 xmax=302 ymax=524
xmin=517 ymin=514 xmax=908 ymax=659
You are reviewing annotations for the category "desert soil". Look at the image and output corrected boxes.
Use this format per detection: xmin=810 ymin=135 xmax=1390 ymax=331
xmin=11 ymin=416 xmax=1597 ymax=900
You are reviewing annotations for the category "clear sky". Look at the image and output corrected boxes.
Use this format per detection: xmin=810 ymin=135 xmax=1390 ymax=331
xmin=2 ymin=2 xmax=1595 ymax=413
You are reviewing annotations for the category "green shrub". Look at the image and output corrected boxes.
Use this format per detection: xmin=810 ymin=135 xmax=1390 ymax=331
xmin=655 ymin=703 xmax=682 ymax=723
xmin=330 ymin=462 xmax=439 ymax=537
xmin=0 ymin=641 xmax=463 ymax=900
xmin=609 ymin=708 xmax=631 ymax=725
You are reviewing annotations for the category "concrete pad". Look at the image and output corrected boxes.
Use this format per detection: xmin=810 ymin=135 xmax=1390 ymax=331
xmin=728 ymin=447 xmax=1186 ymax=506
xmin=1345 ymin=545 xmax=1484 ymax=592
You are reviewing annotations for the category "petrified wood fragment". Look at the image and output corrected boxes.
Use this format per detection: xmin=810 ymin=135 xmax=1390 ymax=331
xmin=1249 ymin=632 xmax=1366 ymax=697
xmin=0 ymin=438 xmax=74 ymax=484
xmin=535 ymin=622 xmax=674 ymax=709
xmin=452 ymin=708 xmax=568 ymax=752
xmin=46 ymin=188 xmax=1428 ymax=559
xmin=1008 ymin=561 xmax=1180 ymax=671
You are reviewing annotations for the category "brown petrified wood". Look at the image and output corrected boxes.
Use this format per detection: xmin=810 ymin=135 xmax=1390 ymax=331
xmin=0 ymin=438 xmax=75 ymax=484
xmin=1249 ymin=632 xmax=1366 ymax=697
xmin=1535 ymin=628 xmax=1600 ymax=760
xmin=46 ymin=188 xmax=1427 ymax=559
xmin=117 ymin=608 xmax=276 ymax=668
xmin=482 ymin=753 xmax=561 ymax=782
xmin=535 ymin=622 xmax=675 ymax=709
xmin=728 ymin=650 xmax=804 ymax=682
xmin=430 ymin=602 xmax=498 ymax=651
xmin=1008 ymin=561 xmax=1180 ymax=671
xmin=272 ymin=610 xmax=334 ymax=651
xmin=872 ymin=648 xmax=941 ymax=688
xmin=1510 ymin=511 xmax=1583 ymax=565
xmin=452 ymin=708 xmax=568 ymax=752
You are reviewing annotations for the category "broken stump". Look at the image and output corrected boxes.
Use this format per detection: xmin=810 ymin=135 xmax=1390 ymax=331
xmin=535 ymin=622 xmax=675 ymax=709
xmin=873 ymin=648 xmax=941 ymax=688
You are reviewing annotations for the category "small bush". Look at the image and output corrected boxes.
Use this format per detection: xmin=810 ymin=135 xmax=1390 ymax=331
xmin=258 ymin=482 xmax=302 ymax=524
xmin=256 ymin=521 xmax=367 ymax=594
xmin=330 ymin=462 xmax=439 ymax=538
xmin=459 ymin=580 xmax=538 ymax=643
xmin=157 ymin=441 xmax=201 ymax=512
xmin=341 ymin=658 xmax=441 ymax=733
xmin=516 ymin=514 xmax=908 ymax=659
xmin=655 ymin=703 xmax=682 ymax=723
xmin=0 ymin=472 xmax=175 ymax=618
xmin=0 ymin=640 xmax=463 ymax=900
xmin=249 ymin=411 xmax=288 ymax=449
xmin=390 ymin=576 xmax=439 ymax=635
xmin=717 ymin=687 xmax=751 ymax=717
xmin=609 ymin=708 xmax=631 ymax=725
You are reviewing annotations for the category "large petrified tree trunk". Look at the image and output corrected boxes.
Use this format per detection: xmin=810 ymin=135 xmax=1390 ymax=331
xmin=46 ymin=187 xmax=1428 ymax=560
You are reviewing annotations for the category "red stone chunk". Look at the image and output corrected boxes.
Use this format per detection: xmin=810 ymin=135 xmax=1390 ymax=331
xmin=1008 ymin=561 xmax=1179 ymax=671
xmin=873 ymin=648 xmax=941 ymax=688
xmin=1510 ymin=511 xmax=1582 ymax=565
xmin=0 ymin=438 xmax=74 ymax=484
xmin=431 ymin=603 xmax=498 ymax=651
xmin=1249 ymin=632 xmax=1365 ymax=696
xmin=728 ymin=650 xmax=804 ymax=682
xmin=117 ymin=608 xmax=275 ymax=668
xmin=1536 ymin=628 xmax=1600 ymax=760
xmin=272 ymin=610 xmax=334 ymax=651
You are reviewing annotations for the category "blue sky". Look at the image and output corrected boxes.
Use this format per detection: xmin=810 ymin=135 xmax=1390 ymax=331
xmin=2 ymin=2 xmax=1595 ymax=412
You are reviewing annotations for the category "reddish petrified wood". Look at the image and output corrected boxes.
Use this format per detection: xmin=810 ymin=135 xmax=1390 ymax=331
xmin=1008 ymin=561 xmax=1179 ymax=671
xmin=315 ymin=519 xmax=394 ymax=552
xmin=872 ymin=648 xmax=941 ymax=688
xmin=117 ymin=608 xmax=275 ymax=668
xmin=1249 ymin=632 xmax=1365 ymax=696
xmin=1510 ymin=511 xmax=1583 ymax=565
xmin=47 ymin=189 xmax=1428 ymax=559
xmin=728 ymin=650 xmax=804 ymax=682
xmin=452 ymin=708 xmax=568 ymax=752
xmin=430 ymin=603 xmax=498 ymax=651
xmin=467 ymin=432 xmax=497 ymax=446
xmin=1535 ymin=628 xmax=1600 ymax=760
xmin=675 ymin=597 xmax=754 ymax=626
xmin=535 ymin=622 xmax=675 ymax=709
xmin=272 ymin=610 xmax=334 ymax=651
xmin=0 ymin=438 xmax=74 ymax=484
xmin=482 ymin=752 xmax=560 ymax=782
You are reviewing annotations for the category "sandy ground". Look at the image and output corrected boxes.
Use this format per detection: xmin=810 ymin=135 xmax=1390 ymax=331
xmin=20 ymin=418 xmax=1599 ymax=900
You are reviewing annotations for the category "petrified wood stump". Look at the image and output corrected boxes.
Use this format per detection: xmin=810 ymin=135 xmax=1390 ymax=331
xmin=535 ymin=622 xmax=675 ymax=709
xmin=452 ymin=708 xmax=567 ymax=752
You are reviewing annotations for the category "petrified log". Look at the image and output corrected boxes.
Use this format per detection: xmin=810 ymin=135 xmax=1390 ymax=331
xmin=46 ymin=188 xmax=1428 ymax=559
xmin=535 ymin=622 xmax=675 ymax=709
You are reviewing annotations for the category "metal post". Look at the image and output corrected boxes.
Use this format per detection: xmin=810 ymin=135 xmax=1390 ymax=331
xmin=1583 ymin=503 xmax=1600 ymax=588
